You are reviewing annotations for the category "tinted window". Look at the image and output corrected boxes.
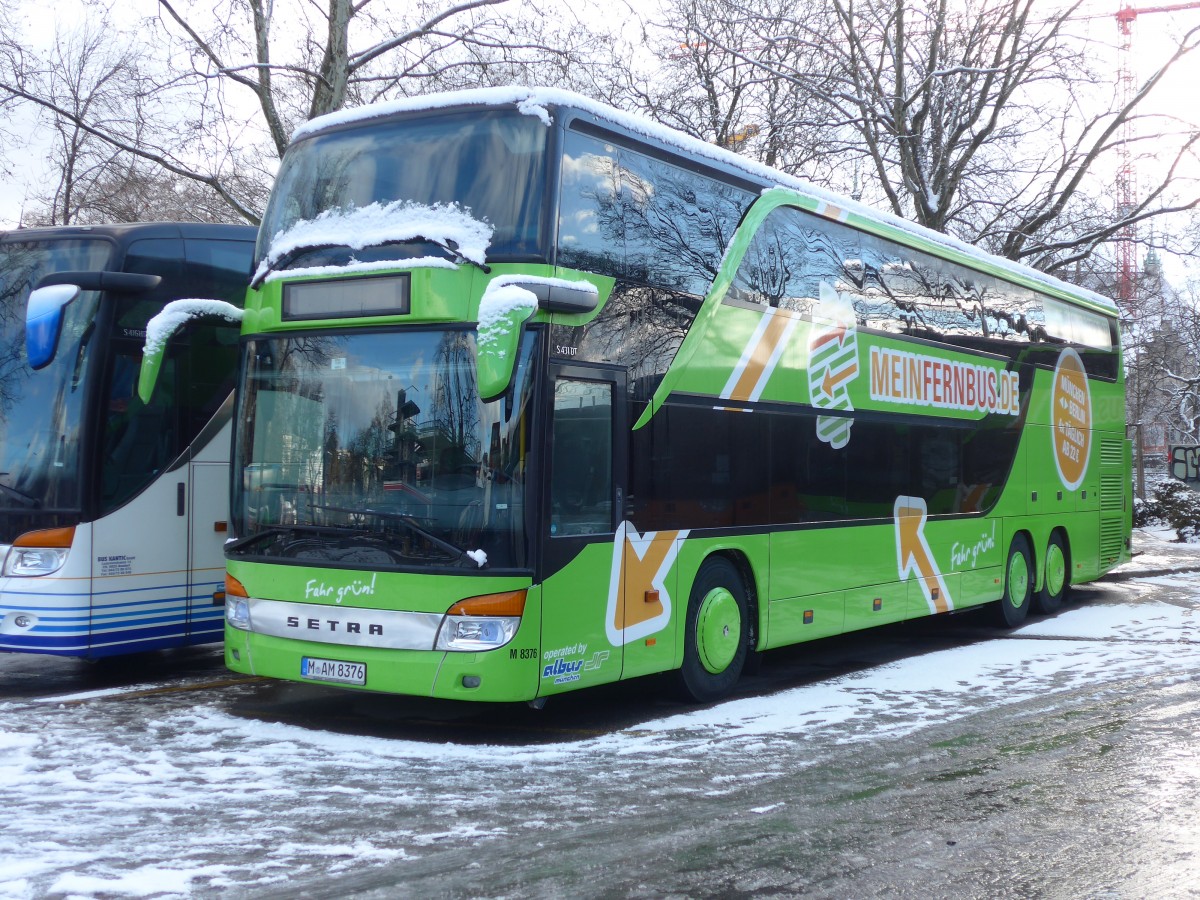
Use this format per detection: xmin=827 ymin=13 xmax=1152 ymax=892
xmin=259 ymin=109 xmax=548 ymax=268
xmin=0 ymin=238 xmax=110 ymax=518
xmin=551 ymin=379 xmax=614 ymax=537
xmin=549 ymin=283 xmax=701 ymax=402
xmin=557 ymin=129 xmax=752 ymax=295
xmin=728 ymin=207 xmax=851 ymax=313
xmin=726 ymin=205 xmax=1120 ymax=369
xmin=100 ymin=237 xmax=252 ymax=513
xmin=185 ymin=238 xmax=253 ymax=305
xmin=630 ymin=402 xmax=770 ymax=532
xmin=628 ymin=403 xmax=1020 ymax=532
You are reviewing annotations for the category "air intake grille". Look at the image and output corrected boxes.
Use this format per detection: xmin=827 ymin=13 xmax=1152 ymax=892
xmin=1100 ymin=518 xmax=1126 ymax=567
xmin=1101 ymin=439 xmax=1124 ymax=469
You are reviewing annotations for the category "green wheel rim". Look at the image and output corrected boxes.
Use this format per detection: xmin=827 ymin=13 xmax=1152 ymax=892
xmin=1045 ymin=542 xmax=1066 ymax=598
xmin=696 ymin=586 xmax=741 ymax=674
xmin=1007 ymin=551 xmax=1029 ymax=608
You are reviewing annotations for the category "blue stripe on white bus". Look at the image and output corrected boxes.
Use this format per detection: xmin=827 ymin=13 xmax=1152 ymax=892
xmin=0 ymin=621 xmax=223 ymax=652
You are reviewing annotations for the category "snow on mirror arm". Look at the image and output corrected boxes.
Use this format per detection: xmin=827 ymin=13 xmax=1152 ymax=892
xmin=138 ymin=299 xmax=244 ymax=403
xmin=475 ymin=276 xmax=600 ymax=401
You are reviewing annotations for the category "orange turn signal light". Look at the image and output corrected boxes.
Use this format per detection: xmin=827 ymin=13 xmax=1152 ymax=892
xmin=225 ymin=573 xmax=249 ymax=598
xmin=446 ymin=590 xmax=527 ymax=617
xmin=14 ymin=526 xmax=75 ymax=548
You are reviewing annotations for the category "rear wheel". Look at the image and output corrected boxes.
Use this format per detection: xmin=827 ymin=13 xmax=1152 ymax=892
xmin=1034 ymin=532 xmax=1070 ymax=614
xmin=677 ymin=557 xmax=749 ymax=703
xmin=994 ymin=535 xmax=1033 ymax=628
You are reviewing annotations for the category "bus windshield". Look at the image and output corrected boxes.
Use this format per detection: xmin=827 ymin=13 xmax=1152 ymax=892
xmin=256 ymin=109 xmax=549 ymax=271
xmin=0 ymin=238 xmax=110 ymax=516
xmin=231 ymin=328 xmax=538 ymax=570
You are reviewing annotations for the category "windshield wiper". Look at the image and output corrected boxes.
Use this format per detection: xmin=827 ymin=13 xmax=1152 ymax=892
xmin=251 ymin=243 xmax=339 ymax=288
xmin=306 ymin=503 xmax=479 ymax=566
xmin=424 ymin=237 xmax=491 ymax=275
xmin=251 ymin=236 xmax=490 ymax=289
xmin=0 ymin=479 xmax=41 ymax=509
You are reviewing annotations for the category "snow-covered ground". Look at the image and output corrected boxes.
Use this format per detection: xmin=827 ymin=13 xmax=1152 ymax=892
xmin=1 ymin=530 xmax=1198 ymax=898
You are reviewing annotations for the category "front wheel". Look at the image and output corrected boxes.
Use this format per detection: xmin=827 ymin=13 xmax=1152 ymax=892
xmin=677 ymin=557 xmax=749 ymax=703
xmin=994 ymin=534 xmax=1033 ymax=628
xmin=1033 ymin=532 xmax=1070 ymax=615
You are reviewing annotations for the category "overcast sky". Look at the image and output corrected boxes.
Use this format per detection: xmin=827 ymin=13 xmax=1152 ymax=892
xmin=3 ymin=0 xmax=1198 ymax=279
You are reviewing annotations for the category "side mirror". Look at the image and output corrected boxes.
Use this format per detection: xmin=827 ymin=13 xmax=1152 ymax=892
xmin=26 ymin=271 xmax=162 ymax=370
xmin=25 ymin=285 xmax=80 ymax=370
xmin=476 ymin=296 xmax=538 ymax=402
xmin=138 ymin=299 xmax=244 ymax=402
xmin=475 ymin=277 xmax=602 ymax=401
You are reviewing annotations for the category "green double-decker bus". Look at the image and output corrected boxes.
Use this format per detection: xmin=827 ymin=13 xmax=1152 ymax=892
xmin=182 ymin=87 xmax=1130 ymax=703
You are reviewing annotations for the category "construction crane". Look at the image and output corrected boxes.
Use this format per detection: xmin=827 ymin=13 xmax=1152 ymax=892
xmin=1114 ymin=1 xmax=1200 ymax=306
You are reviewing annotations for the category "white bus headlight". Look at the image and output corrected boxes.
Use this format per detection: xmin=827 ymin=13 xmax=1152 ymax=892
xmin=226 ymin=597 xmax=251 ymax=630
xmin=5 ymin=547 xmax=70 ymax=577
xmin=3 ymin=527 xmax=74 ymax=577
xmin=224 ymin=574 xmax=252 ymax=630
xmin=436 ymin=616 xmax=520 ymax=651
xmin=435 ymin=590 xmax=526 ymax=652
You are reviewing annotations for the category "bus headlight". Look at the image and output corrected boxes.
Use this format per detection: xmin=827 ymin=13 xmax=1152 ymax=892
xmin=436 ymin=616 xmax=520 ymax=651
xmin=435 ymin=590 xmax=526 ymax=652
xmin=225 ymin=574 xmax=251 ymax=630
xmin=4 ymin=546 xmax=70 ymax=577
xmin=3 ymin=527 xmax=74 ymax=577
xmin=226 ymin=597 xmax=251 ymax=631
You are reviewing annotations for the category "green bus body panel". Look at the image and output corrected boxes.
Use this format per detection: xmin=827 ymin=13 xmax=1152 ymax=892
xmin=224 ymin=560 xmax=541 ymax=701
xmin=228 ymin=174 xmax=1129 ymax=703
xmin=244 ymin=264 xmax=612 ymax=335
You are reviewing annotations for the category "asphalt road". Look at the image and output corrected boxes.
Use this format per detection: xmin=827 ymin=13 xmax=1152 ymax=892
xmin=1 ymin=531 xmax=1198 ymax=898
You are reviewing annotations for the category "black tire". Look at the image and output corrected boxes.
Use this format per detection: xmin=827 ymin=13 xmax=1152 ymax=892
xmin=1033 ymin=531 xmax=1070 ymax=615
xmin=677 ymin=557 xmax=750 ymax=703
xmin=994 ymin=534 xmax=1033 ymax=628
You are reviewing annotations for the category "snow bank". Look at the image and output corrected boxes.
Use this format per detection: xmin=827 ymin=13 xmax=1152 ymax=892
xmin=144 ymin=300 xmax=243 ymax=358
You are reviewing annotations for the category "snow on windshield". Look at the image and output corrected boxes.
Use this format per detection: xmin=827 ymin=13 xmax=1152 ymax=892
xmin=254 ymin=200 xmax=494 ymax=285
xmin=144 ymin=299 xmax=244 ymax=358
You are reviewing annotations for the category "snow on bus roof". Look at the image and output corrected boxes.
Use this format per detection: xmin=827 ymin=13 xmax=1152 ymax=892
xmin=292 ymin=86 xmax=1117 ymax=315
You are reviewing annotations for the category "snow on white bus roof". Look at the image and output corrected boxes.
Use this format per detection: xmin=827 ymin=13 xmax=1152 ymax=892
xmin=293 ymin=86 xmax=1117 ymax=315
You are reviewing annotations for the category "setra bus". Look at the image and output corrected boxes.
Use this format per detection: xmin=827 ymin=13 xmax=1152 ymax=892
xmin=0 ymin=222 xmax=255 ymax=657
xmin=158 ymin=87 xmax=1129 ymax=702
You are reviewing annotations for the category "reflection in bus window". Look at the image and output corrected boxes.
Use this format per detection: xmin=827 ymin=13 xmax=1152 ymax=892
xmin=551 ymin=379 xmax=613 ymax=537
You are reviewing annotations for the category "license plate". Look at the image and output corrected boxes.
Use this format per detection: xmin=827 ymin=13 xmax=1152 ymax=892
xmin=301 ymin=656 xmax=367 ymax=686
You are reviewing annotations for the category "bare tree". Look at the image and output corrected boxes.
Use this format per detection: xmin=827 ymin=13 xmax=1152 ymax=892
xmin=1 ymin=0 xmax=608 ymax=224
xmin=686 ymin=0 xmax=1200 ymax=275
xmin=1129 ymin=271 xmax=1200 ymax=450
xmin=25 ymin=17 xmax=138 ymax=225
xmin=608 ymin=0 xmax=835 ymax=177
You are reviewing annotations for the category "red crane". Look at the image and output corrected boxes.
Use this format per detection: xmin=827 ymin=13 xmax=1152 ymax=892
xmin=1114 ymin=2 xmax=1200 ymax=306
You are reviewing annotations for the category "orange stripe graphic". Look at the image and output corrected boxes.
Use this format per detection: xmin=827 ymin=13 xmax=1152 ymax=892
xmin=728 ymin=310 xmax=793 ymax=402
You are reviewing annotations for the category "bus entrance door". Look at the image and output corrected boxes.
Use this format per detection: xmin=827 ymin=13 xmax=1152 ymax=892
xmin=540 ymin=365 xmax=627 ymax=694
xmin=187 ymin=461 xmax=228 ymax=642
